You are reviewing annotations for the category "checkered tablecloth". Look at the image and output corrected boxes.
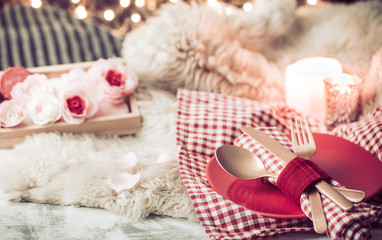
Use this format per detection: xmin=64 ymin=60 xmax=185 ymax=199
xmin=176 ymin=89 xmax=382 ymax=240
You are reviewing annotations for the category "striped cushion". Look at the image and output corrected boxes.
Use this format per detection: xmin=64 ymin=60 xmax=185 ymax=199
xmin=0 ymin=4 xmax=122 ymax=70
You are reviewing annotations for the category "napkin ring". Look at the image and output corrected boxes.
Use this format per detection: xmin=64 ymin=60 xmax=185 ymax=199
xmin=276 ymin=157 xmax=330 ymax=206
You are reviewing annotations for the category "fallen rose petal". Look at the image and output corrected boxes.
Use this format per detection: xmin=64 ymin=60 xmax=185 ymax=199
xmin=109 ymin=152 xmax=139 ymax=169
xmin=107 ymin=172 xmax=141 ymax=192
xmin=156 ymin=153 xmax=173 ymax=163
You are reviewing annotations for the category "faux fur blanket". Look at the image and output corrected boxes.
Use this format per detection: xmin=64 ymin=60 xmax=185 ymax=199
xmin=123 ymin=0 xmax=382 ymax=115
xmin=1 ymin=0 xmax=382 ymax=223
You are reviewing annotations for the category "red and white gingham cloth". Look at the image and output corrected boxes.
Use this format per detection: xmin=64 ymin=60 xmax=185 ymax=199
xmin=176 ymin=89 xmax=382 ymax=240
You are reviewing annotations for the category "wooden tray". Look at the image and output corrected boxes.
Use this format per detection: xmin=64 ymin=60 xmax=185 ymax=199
xmin=0 ymin=60 xmax=141 ymax=149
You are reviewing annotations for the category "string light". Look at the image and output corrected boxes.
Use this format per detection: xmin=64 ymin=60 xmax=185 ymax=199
xmin=207 ymin=0 xmax=218 ymax=8
xmin=225 ymin=6 xmax=233 ymax=15
xmin=120 ymin=0 xmax=131 ymax=7
xmin=243 ymin=2 xmax=253 ymax=12
xmin=147 ymin=1 xmax=157 ymax=10
xmin=104 ymin=9 xmax=115 ymax=21
xmin=24 ymin=0 xmax=324 ymax=40
xmin=31 ymin=0 xmax=42 ymax=8
xmin=306 ymin=0 xmax=318 ymax=5
xmin=135 ymin=0 xmax=145 ymax=7
xmin=131 ymin=13 xmax=141 ymax=23
xmin=74 ymin=5 xmax=87 ymax=19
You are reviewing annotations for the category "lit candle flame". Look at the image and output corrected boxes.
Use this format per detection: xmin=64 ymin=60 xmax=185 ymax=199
xmin=332 ymin=74 xmax=354 ymax=94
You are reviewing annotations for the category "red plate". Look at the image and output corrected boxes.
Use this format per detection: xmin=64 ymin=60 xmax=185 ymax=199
xmin=206 ymin=133 xmax=382 ymax=219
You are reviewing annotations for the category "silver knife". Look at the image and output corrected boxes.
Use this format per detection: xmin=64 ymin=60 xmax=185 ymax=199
xmin=241 ymin=126 xmax=353 ymax=211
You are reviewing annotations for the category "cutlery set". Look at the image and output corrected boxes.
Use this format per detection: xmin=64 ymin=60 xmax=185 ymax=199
xmin=215 ymin=117 xmax=366 ymax=234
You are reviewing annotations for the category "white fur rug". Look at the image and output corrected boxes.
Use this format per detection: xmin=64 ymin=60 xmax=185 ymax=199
xmin=2 ymin=0 xmax=382 ymax=222
xmin=0 ymin=88 xmax=197 ymax=221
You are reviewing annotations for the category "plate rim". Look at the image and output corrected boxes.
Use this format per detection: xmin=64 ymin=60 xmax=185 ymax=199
xmin=206 ymin=155 xmax=306 ymax=219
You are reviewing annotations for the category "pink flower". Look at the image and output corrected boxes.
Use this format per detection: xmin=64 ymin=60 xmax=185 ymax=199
xmin=11 ymin=74 xmax=55 ymax=105
xmin=88 ymin=58 xmax=138 ymax=104
xmin=0 ymin=99 xmax=25 ymax=127
xmin=58 ymin=68 xmax=101 ymax=124
xmin=61 ymin=89 xmax=99 ymax=124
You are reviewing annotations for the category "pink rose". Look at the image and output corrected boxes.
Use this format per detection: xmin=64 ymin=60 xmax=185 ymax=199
xmin=11 ymin=74 xmax=55 ymax=105
xmin=57 ymin=68 xmax=101 ymax=124
xmin=61 ymin=89 xmax=99 ymax=124
xmin=0 ymin=99 xmax=25 ymax=127
xmin=88 ymin=58 xmax=138 ymax=104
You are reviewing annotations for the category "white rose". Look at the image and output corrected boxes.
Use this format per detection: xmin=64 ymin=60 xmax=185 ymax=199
xmin=11 ymin=74 xmax=55 ymax=105
xmin=25 ymin=92 xmax=62 ymax=125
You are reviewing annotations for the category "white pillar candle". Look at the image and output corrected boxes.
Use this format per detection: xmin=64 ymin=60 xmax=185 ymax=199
xmin=285 ymin=57 xmax=342 ymax=122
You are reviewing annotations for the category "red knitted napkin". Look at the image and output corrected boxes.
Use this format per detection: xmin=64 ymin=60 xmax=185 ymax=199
xmin=277 ymin=156 xmax=330 ymax=206
xmin=176 ymin=89 xmax=382 ymax=240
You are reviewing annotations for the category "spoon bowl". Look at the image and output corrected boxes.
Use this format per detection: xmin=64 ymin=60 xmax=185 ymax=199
xmin=215 ymin=144 xmax=277 ymax=180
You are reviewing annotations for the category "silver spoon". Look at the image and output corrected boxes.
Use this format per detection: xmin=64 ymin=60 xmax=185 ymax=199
xmin=215 ymin=145 xmax=365 ymax=203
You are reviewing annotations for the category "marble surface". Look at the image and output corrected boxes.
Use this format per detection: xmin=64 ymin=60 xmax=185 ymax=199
xmin=1 ymin=200 xmax=381 ymax=239
xmin=0 ymin=200 xmax=209 ymax=240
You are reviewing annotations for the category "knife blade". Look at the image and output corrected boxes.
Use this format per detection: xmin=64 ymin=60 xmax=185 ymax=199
xmin=241 ymin=126 xmax=353 ymax=211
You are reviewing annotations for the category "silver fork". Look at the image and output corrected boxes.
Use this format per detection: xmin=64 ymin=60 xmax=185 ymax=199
xmin=291 ymin=117 xmax=327 ymax=234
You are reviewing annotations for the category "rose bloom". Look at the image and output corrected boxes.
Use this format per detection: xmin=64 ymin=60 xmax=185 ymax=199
xmin=25 ymin=92 xmax=62 ymax=125
xmin=55 ymin=68 xmax=101 ymax=124
xmin=61 ymin=89 xmax=99 ymax=124
xmin=88 ymin=58 xmax=138 ymax=104
xmin=59 ymin=68 xmax=90 ymax=88
xmin=11 ymin=74 xmax=55 ymax=105
xmin=0 ymin=99 xmax=25 ymax=127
